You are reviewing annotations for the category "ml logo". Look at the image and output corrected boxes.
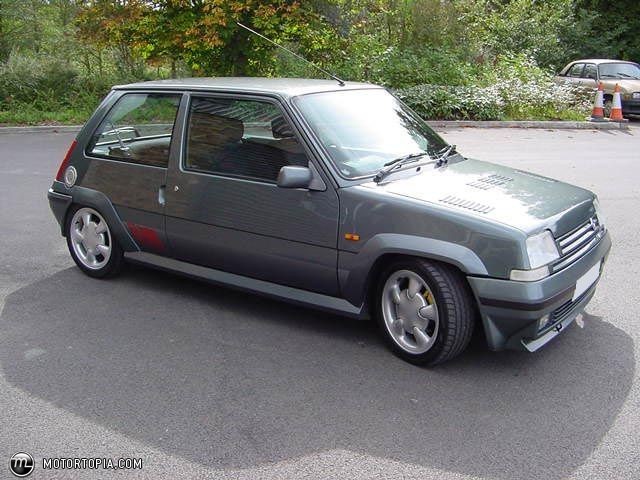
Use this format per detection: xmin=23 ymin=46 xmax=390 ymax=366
xmin=9 ymin=452 xmax=34 ymax=477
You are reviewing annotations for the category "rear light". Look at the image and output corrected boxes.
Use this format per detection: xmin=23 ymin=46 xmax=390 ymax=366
xmin=55 ymin=139 xmax=78 ymax=182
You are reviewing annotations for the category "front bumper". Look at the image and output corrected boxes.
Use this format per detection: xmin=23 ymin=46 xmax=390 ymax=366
xmin=622 ymin=99 xmax=640 ymax=116
xmin=467 ymin=231 xmax=611 ymax=351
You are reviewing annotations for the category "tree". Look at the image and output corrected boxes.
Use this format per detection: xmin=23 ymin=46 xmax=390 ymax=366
xmin=568 ymin=0 xmax=640 ymax=62
xmin=76 ymin=0 xmax=316 ymax=76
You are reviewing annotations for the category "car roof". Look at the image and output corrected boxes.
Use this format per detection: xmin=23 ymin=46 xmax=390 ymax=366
xmin=113 ymin=77 xmax=382 ymax=98
xmin=567 ymin=59 xmax=638 ymax=65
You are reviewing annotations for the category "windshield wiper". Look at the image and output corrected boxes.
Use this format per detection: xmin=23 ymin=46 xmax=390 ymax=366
xmin=374 ymin=152 xmax=429 ymax=183
xmin=435 ymin=144 xmax=457 ymax=167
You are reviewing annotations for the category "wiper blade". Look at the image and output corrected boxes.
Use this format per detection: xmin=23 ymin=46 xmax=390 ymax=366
xmin=383 ymin=151 xmax=427 ymax=167
xmin=435 ymin=144 xmax=457 ymax=167
xmin=374 ymin=152 xmax=428 ymax=183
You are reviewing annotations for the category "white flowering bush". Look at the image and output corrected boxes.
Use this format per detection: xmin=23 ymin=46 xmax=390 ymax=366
xmin=495 ymin=77 xmax=592 ymax=120
xmin=395 ymin=54 xmax=593 ymax=121
xmin=395 ymin=84 xmax=503 ymax=120
xmin=396 ymin=78 xmax=592 ymax=121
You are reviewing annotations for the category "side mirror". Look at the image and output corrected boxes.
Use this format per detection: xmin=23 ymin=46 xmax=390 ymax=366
xmin=277 ymin=166 xmax=312 ymax=189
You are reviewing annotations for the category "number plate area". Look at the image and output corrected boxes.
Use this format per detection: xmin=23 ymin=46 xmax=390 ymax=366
xmin=572 ymin=261 xmax=601 ymax=301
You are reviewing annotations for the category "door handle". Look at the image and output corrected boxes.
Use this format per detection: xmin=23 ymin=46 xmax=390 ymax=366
xmin=158 ymin=185 xmax=166 ymax=206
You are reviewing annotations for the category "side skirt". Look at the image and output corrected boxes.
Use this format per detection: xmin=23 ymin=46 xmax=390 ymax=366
xmin=124 ymin=252 xmax=366 ymax=319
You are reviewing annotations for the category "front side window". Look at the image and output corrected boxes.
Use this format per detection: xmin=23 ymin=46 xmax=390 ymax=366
xmin=583 ymin=64 xmax=598 ymax=80
xmin=185 ymin=97 xmax=308 ymax=183
xmin=293 ymin=89 xmax=447 ymax=179
xmin=88 ymin=93 xmax=181 ymax=168
xmin=599 ymin=62 xmax=640 ymax=80
xmin=568 ymin=63 xmax=585 ymax=77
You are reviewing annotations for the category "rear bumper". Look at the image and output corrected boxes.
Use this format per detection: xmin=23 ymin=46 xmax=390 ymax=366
xmin=48 ymin=186 xmax=72 ymax=234
xmin=468 ymin=231 xmax=611 ymax=351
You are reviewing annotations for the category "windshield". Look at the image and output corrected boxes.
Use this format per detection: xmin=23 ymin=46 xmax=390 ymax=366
xmin=294 ymin=89 xmax=448 ymax=179
xmin=598 ymin=63 xmax=640 ymax=79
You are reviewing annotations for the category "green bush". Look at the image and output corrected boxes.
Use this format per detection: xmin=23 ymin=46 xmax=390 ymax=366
xmin=368 ymin=47 xmax=478 ymax=88
xmin=0 ymin=53 xmax=134 ymax=125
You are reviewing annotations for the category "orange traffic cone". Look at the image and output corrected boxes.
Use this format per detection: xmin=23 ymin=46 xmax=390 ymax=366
xmin=589 ymin=82 xmax=607 ymax=122
xmin=609 ymin=84 xmax=625 ymax=121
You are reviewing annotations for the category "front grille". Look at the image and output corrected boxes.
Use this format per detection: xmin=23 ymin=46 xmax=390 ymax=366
xmin=552 ymin=216 xmax=604 ymax=272
xmin=536 ymin=288 xmax=591 ymax=333
xmin=550 ymin=298 xmax=577 ymax=323
xmin=541 ymin=289 xmax=591 ymax=333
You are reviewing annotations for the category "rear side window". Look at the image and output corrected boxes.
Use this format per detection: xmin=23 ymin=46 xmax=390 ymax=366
xmin=184 ymin=96 xmax=308 ymax=183
xmin=568 ymin=63 xmax=585 ymax=77
xmin=88 ymin=93 xmax=181 ymax=168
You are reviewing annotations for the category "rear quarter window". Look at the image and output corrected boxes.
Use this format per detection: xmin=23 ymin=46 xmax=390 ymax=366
xmin=87 ymin=93 xmax=181 ymax=168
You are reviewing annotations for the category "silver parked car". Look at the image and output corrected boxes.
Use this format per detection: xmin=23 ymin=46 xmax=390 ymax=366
xmin=554 ymin=59 xmax=640 ymax=116
xmin=48 ymin=78 xmax=611 ymax=365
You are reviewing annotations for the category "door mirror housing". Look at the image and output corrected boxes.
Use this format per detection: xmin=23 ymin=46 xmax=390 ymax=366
xmin=277 ymin=166 xmax=312 ymax=189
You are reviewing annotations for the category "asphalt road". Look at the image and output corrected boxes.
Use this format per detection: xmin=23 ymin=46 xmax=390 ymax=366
xmin=0 ymin=126 xmax=638 ymax=480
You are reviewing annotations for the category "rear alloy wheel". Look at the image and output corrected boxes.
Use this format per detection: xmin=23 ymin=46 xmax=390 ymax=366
xmin=376 ymin=259 xmax=475 ymax=366
xmin=66 ymin=206 xmax=123 ymax=278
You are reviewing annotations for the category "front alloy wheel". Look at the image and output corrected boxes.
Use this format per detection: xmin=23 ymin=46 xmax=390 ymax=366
xmin=381 ymin=270 xmax=439 ymax=354
xmin=375 ymin=259 xmax=475 ymax=366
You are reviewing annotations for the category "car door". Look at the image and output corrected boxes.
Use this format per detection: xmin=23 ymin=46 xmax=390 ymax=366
xmin=580 ymin=63 xmax=598 ymax=89
xmin=164 ymin=93 xmax=340 ymax=296
xmin=82 ymin=91 xmax=183 ymax=253
xmin=565 ymin=63 xmax=585 ymax=84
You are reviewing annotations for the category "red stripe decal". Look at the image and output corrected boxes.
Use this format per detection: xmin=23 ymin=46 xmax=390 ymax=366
xmin=126 ymin=222 xmax=165 ymax=252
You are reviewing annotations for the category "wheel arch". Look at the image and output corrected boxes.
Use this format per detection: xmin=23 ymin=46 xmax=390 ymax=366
xmin=363 ymin=252 xmax=480 ymax=317
xmin=339 ymin=233 xmax=488 ymax=314
xmin=63 ymin=186 xmax=139 ymax=252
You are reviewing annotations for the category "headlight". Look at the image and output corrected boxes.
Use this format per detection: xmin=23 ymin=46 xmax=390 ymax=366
xmin=510 ymin=230 xmax=560 ymax=281
xmin=593 ymin=198 xmax=606 ymax=229
xmin=525 ymin=230 xmax=560 ymax=269
xmin=633 ymin=92 xmax=640 ymax=99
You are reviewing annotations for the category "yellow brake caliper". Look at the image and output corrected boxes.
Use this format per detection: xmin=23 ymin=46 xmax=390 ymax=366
xmin=423 ymin=290 xmax=433 ymax=305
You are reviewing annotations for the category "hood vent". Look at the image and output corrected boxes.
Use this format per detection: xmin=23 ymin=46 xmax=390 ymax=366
xmin=467 ymin=174 xmax=513 ymax=190
xmin=439 ymin=195 xmax=494 ymax=214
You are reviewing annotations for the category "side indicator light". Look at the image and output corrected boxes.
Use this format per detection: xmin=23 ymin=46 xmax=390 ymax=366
xmin=344 ymin=233 xmax=360 ymax=241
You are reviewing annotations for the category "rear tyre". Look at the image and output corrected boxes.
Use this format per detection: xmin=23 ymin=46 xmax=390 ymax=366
xmin=374 ymin=258 xmax=475 ymax=366
xmin=65 ymin=205 xmax=124 ymax=278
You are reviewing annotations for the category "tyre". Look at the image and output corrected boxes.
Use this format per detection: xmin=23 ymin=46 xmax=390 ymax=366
xmin=65 ymin=205 xmax=124 ymax=278
xmin=374 ymin=258 xmax=475 ymax=366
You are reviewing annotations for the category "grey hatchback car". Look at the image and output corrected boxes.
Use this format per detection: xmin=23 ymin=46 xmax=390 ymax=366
xmin=48 ymin=78 xmax=611 ymax=365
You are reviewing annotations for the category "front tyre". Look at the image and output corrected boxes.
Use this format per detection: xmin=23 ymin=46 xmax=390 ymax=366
xmin=65 ymin=206 xmax=124 ymax=278
xmin=375 ymin=259 xmax=475 ymax=366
